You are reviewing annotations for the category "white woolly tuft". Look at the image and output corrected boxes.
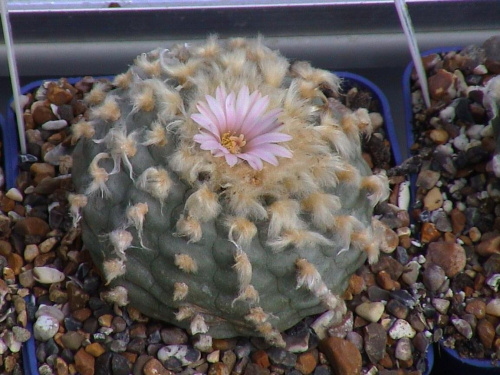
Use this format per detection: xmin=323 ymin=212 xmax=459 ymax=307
xmin=301 ymin=193 xmax=341 ymax=232
xmin=174 ymin=253 xmax=198 ymax=274
xmin=258 ymin=54 xmax=289 ymax=88
xmin=71 ymin=121 xmax=95 ymax=145
xmin=109 ymin=229 xmax=133 ymax=260
xmin=173 ymin=282 xmax=189 ymax=301
xmin=351 ymin=228 xmax=379 ymax=264
xmin=232 ymin=285 xmax=260 ymax=306
xmin=226 ymin=217 xmax=257 ymax=249
xmin=360 ymin=172 xmax=390 ymax=207
xmin=85 ymin=81 xmax=111 ymax=106
xmin=90 ymin=94 xmax=121 ymax=122
xmin=126 ymin=202 xmax=149 ymax=247
xmin=244 ymin=307 xmax=268 ymax=325
xmin=94 ymin=126 xmax=138 ymax=179
xmin=233 ymin=249 xmax=252 ymax=295
xmin=228 ymin=191 xmax=268 ymax=221
xmin=142 ymin=120 xmax=168 ymax=147
xmin=296 ymin=258 xmax=344 ymax=311
xmin=136 ymin=167 xmax=173 ymax=203
xmin=267 ymin=230 xmax=333 ymax=253
xmin=113 ymin=70 xmax=133 ymax=89
xmin=315 ymin=117 xmax=356 ymax=160
xmin=68 ymin=193 xmax=88 ymax=227
xmin=101 ymin=286 xmax=129 ymax=306
xmin=102 ymin=258 xmax=126 ymax=284
xmin=145 ymin=79 xmax=184 ymax=118
xmin=267 ymin=200 xmax=304 ymax=238
xmin=256 ymin=322 xmax=286 ymax=348
xmin=340 ymin=113 xmax=362 ymax=144
xmin=330 ymin=215 xmax=363 ymax=249
xmin=160 ymin=55 xmax=202 ymax=86
xmin=336 ymin=163 xmax=361 ymax=187
xmin=175 ymin=214 xmax=202 ymax=243
xmin=295 ymin=258 xmax=322 ymax=291
xmin=131 ymin=82 xmax=156 ymax=113
xmin=354 ymin=108 xmax=373 ymax=137
xmin=135 ymin=53 xmax=162 ymax=77
xmin=86 ymin=152 xmax=111 ymax=198
xmin=185 ymin=185 xmax=221 ymax=222
xmin=175 ymin=306 xmax=194 ymax=321
xmin=194 ymin=35 xmax=221 ymax=58
xmin=190 ymin=314 xmax=209 ymax=335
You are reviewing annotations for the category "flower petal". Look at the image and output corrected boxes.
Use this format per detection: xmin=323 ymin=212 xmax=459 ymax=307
xmin=234 ymin=86 xmax=250 ymax=127
xmin=246 ymin=132 xmax=292 ymax=148
xmin=238 ymin=153 xmax=264 ymax=170
xmin=199 ymin=139 xmax=224 ymax=151
xmin=195 ymin=102 xmax=222 ymax=137
xmin=239 ymin=95 xmax=269 ymax=135
xmin=206 ymin=95 xmax=227 ymax=132
xmin=244 ymin=108 xmax=282 ymax=140
xmin=254 ymin=143 xmax=293 ymax=159
xmin=245 ymin=150 xmax=278 ymax=166
xmin=224 ymin=153 xmax=238 ymax=167
xmin=191 ymin=113 xmax=219 ymax=137
xmin=224 ymin=92 xmax=237 ymax=132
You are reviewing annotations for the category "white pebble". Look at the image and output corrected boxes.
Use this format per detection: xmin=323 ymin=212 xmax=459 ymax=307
xmin=486 ymin=299 xmax=500 ymax=317
xmin=453 ymin=133 xmax=469 ymax=151
xmin=443 ymin=200 xmax=453 ymax=213
xmin=473 ymin=64 xmax=488 ymax=75
xmin=355 ymin=301 xmax=385 ymax=323
xmin=439 ymin=106 xmax=455 ymax=123
xmin=492 ymin=154 xmax=500 ymax=178
xmin=41 ymin=119 xmax=68 ymax=131
xmin=33 ymin=266 xmax=65 ymax=284
xmin=3 ymin=331 xmax=22 ymax=353
xmin=36 ymin=304 xmax=65 ymax=322
xmin=33 ymin=315 xmax=59 ymax=341
xmin=466 ymin=124 xmax=485 ymax=140
xmin=395 ymin=337 xmax=413 ymax=361
xmin=397 ymin=181 xmax=410 ymax=211
xmin=0 ymin=338 xmax=7 ymax=355
xmin=5 ymin=188 xmax=23 ymax=202
xmin=389 ymin=319 xmax=416 ymax=339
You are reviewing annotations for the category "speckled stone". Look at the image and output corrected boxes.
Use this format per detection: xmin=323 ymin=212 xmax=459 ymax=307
xmin=426 ymin=241 xmax=466 ymax=277
xmin=319 ymin=337 xmax=362 ymax=375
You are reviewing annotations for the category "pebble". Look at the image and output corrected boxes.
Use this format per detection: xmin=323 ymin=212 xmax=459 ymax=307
xmin=318 ymin=337 xmax=362 ymax=375
xmin=423 ymin=187 xmax=443 ymax=211
xmin=33 ymin=266 xmax=65 ymax=284
xmin=395 ymin=337 xmax=413 ymax=361
xmin=364 ymin=323 xmax=387 ymax=363
xmin=5 ymin=188 xmax=23 ymax=202
xmin=401 ymin=261 xmax=420 ymax=285
xmin=451 ymin=318 xmax=473 ymax=339
xmin=422 ymin=264 xmax=447 ymax=292
xmin=465 ymin=299 xmax=486 ymax=319
xmin=34 ymin=315 xmax=60 ymax=341
xmin=42 ymin=119 xmax=68 ymax=131
xmin=61 ymin=331 xmax=84 ymax=351
xmin=426 ymin=241 xmax=466 ymax=277
xmin=432 ymin=298 xmax=450 ymax=315
xmin=388 ymin=319 xmax=416 ymax=339
xmin=355 ymin=301 xmax=385 ymax=323
xmin=267 ymin=347 xmax=297 ymax=367
xmin=476 ymin=233 xmax=500 ymax=257
xmin=416 ymin=170 xmax=441 ymax=190
xmin=157 ymin=345 xmax=201 ymax=366
xmin=485 ymin=298 xmax=500 ymax=317
xmin=295 ymin=351 xmax=317 ymax=375
xmin=12 ymin=326 xmax=31 ymax=343
xmin=74 ymin=348 xmax=95 ymax=375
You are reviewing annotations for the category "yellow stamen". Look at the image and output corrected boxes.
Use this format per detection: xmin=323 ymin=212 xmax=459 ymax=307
xmin=221 ymin=132 xmax=246 ymax=154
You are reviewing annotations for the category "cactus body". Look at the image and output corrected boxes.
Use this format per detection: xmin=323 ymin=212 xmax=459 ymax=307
xmin=71 ymin=37 xmax=388 ymax=342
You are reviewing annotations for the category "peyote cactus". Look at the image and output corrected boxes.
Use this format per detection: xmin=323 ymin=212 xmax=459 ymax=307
xmin=70 ymin=37 xmax=389 ymax=344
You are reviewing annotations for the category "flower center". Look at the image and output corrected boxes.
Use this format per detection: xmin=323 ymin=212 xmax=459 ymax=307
xmin=221 ymin=132 xmax=246 ymax=154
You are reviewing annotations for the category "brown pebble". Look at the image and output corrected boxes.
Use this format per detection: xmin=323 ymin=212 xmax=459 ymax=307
xmin=376 ymin=271 xmax=397 ymax=291
xmin=14 ymin=217 xmax=50 ymax=240
xmin=476 ymin=233 xmax=500 ymax=257
xmin=295 ymin=351 xmax=317 ymax=375
xmin=465 ymin=299 xmax=487 ymax=319
xmin=0 ymin=239 xmax=12 ymax=256
xmin=251 ymin=350 xmax=270 ymax=368
xmin=319 ymin=337 xmax=362 ymax=375
xmin=7 ymin=253 xmax=24 ymax=275
xmin=378 ymin=351 xmax=393 ymax=369
xmin=31 ymin=100 xmax=57 ymax=125
xmin=30 ymin=162 xmax=56 ymax=185
xmin=428 ymin=69 xmax=456 ymax=102
xmin=416 ymin=170 xmax=441 ymax=190
xmin=450 ymin=208 xmax=466 ymax=234
xmin=85 ymin=342 xmax=106 ymax=357
xmin=426 ymin=241 xmax=466 ymax=277
xmin=347 ymin=274 xmax=366 ymax=296
xmin=56 ymin=357 xmax=69 ymax=375
xmin=477 ymin=319 xmax=495 ymax=349
xmin=47 ymin=82 xmax=74 ymax=106
xmin=74 ymin=348 xmax=95 ymax=375
xmin=143 ymin=357 xmax=172 ymax=375
xmin=429 ymin=129 xmax=449 ymax=144
xmin=420 ymin=222 xmax=441 ymax=243
xmin=209 ymin=362 xmax=229 ymax=375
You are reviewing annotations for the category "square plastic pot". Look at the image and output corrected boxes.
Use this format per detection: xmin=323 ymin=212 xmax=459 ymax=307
xmin=402 ymin=47 xmax=500 ymax=374
xmin=13 ymin=72 xmax=432 ymax=374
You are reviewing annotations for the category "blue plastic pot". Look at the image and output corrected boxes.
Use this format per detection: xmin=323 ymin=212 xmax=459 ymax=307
xmin=403 ymin=48 xmax=500 ymax=374
xmin=1 ymin=109 xmax=18 ymax=190
xmin=14 ymin=73 xmax=425 ymax=374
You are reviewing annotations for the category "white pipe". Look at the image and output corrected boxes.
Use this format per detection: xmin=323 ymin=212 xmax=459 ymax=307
xmin=1 ymin=0 xmax=26 ymax=155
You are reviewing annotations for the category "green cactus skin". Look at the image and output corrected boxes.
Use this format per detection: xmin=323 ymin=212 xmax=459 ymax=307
xmin=71 ymin=37 xmax=389 ymax=344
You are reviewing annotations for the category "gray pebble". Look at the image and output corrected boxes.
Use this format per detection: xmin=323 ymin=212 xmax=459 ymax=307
xmin=395 ymin=337 xmax=413 ymax=361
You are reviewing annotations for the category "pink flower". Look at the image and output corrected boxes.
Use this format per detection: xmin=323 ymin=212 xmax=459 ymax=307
xmin=191 ymin=85 xmax=292 ymax=170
